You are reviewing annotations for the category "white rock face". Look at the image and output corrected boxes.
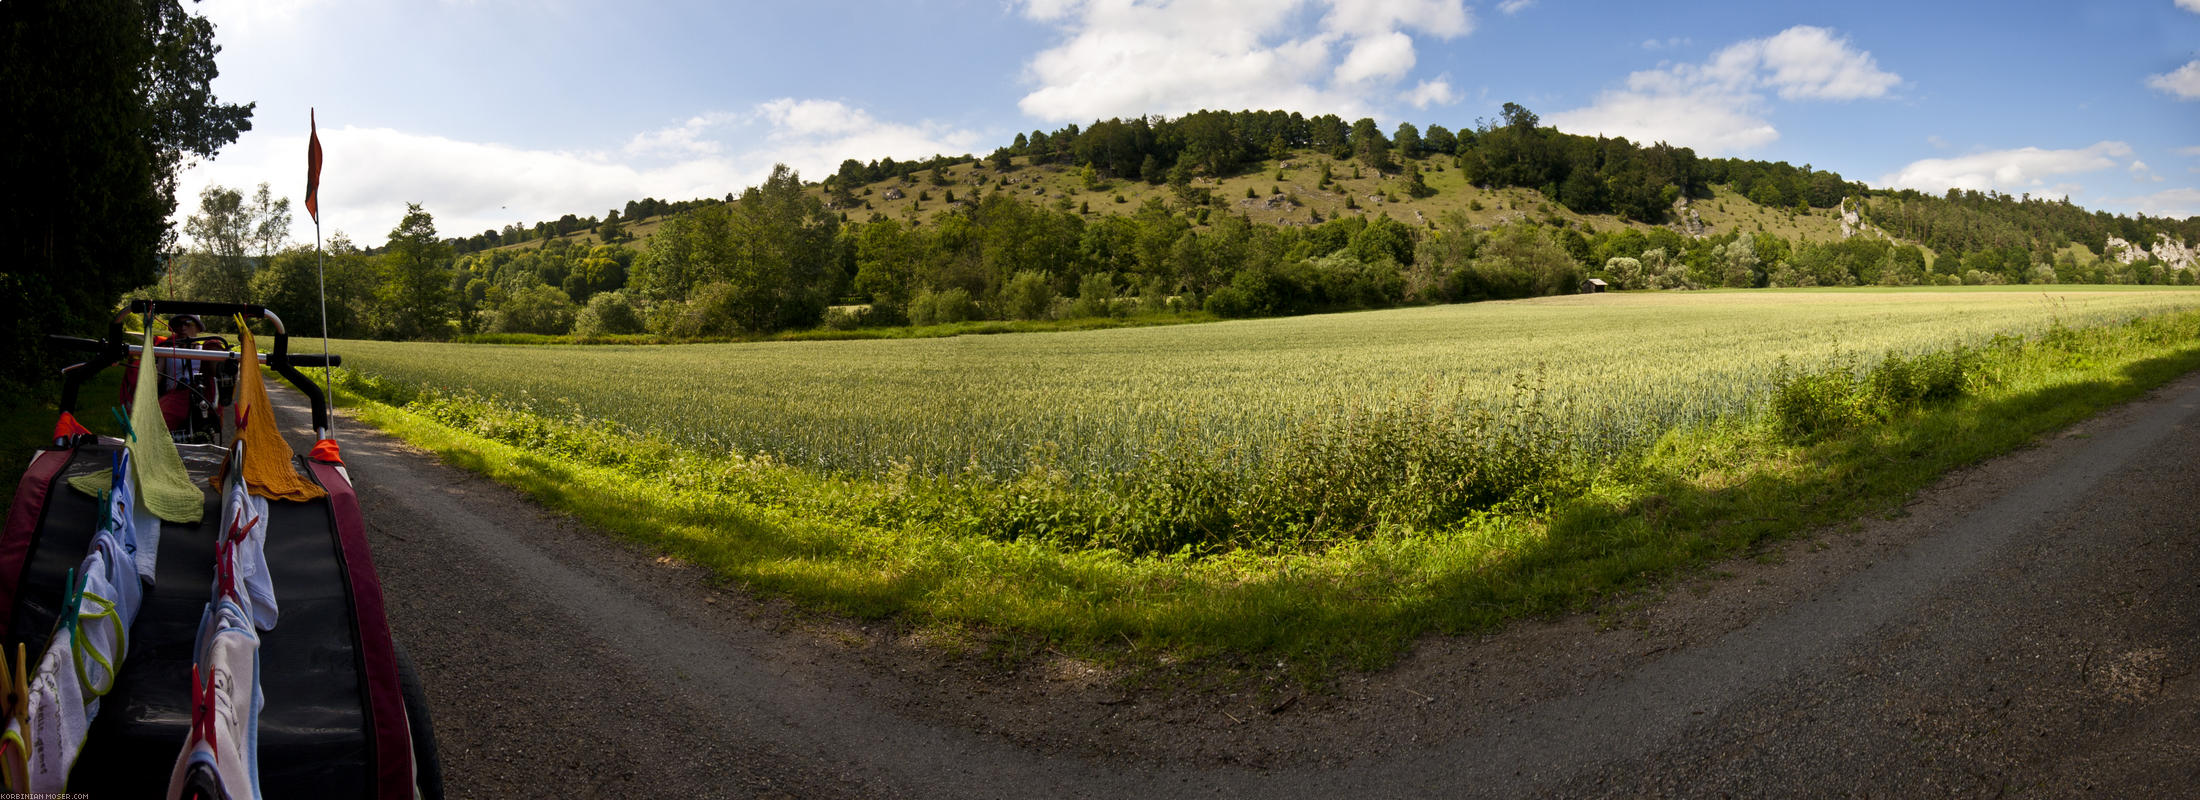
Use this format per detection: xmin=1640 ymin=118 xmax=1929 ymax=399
xmin=2104 ymin=236 xmax=2141 ymax=264
xmin=2103 ymin=234 xmax=2196 ymax=270
xmin=2151 ymin=233 xmax=2197 ymax=271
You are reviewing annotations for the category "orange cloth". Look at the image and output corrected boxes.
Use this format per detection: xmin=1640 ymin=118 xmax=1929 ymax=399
xmin=219 ymin=317 xmax=326 ymax=502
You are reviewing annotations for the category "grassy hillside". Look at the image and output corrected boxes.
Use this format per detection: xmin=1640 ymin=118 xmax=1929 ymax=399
xmin=488 ymin=147 xmax=1869 ymax=256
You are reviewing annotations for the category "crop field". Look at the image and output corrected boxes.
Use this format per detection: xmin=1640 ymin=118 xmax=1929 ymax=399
xmin=327 ymin=286 xmax=2200 ymax=662
xmin=337 ymin=287 xmax=2200 ymax=480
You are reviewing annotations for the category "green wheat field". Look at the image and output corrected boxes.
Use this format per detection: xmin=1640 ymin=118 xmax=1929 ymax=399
xmin=338 ymin=287 xmax=2200 ymax=478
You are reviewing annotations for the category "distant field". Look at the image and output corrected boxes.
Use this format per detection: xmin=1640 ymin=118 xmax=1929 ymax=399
xmin=336 ymin=287 xmax=2200 ymax=478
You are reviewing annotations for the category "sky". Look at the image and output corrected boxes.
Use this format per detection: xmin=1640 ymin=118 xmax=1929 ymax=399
xmin=176 ymin=0 xmax=2200 ymax=247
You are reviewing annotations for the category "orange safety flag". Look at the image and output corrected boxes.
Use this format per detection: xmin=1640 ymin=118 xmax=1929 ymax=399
xmin=305 ymin=109 xmax=323 ymax=224
xmin=218 ymin=316 xmax=326 ymax=502
xmin=50 ymin=412 xmax=90 ymax=446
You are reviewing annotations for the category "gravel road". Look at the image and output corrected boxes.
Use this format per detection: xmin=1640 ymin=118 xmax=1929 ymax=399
xmin=271 ymin=366 xmax=2200 ymax=798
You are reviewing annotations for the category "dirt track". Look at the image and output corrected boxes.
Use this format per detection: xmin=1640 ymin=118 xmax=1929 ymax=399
xmin=273 ymin=367 xmax=2200 ymax=798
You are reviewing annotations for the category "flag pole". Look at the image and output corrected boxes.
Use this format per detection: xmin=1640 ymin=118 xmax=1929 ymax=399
xmin=308 ymin=108 xmax=334 ymax=441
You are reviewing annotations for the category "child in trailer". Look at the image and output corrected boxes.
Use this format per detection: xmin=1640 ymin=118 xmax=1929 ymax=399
xmin=119 ymin=314 xmax=231 ymax=437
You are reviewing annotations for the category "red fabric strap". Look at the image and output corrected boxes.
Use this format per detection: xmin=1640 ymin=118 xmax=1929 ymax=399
xmin=307 ymin=461 xmax=411 ymax=798
xmin=0 ymin=448 xmax=73 ymax=642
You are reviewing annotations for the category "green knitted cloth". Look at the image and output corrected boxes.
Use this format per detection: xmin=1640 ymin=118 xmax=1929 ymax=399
xmin=129 ymin=325 xmax=203 ymax=523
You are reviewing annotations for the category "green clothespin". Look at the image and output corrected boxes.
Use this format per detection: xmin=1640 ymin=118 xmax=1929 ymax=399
xmin=109 ymin=406 xmax=134 ymax=443
xmin=57 ymin=568 xmax=82 ymax=641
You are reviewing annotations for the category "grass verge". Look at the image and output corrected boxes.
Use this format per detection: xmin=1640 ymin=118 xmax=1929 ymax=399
xmin=329 ymin=310 xmax=2200 ymax=678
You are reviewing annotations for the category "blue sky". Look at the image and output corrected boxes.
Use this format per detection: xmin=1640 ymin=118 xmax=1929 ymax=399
xmin=178 ymin=0 xmax=2200 ymax=246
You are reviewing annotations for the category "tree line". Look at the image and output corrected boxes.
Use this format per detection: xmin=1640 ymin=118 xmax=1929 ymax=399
xmin=159 ymin=103 xmax=2199 ymax=345
xmin=5 ymin=0 xmax=252 ymax=392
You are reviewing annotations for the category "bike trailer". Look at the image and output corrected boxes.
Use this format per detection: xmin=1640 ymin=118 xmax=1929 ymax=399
xmin=1 ymin=300 xmax=439 ymax=798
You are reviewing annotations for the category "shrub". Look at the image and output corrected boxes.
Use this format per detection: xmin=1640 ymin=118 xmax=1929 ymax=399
xmin=654 ymin=282 xmax=745 ymax=338
xmin=1067 ymin=273 xmax=1118 ymax=319
xmin=824 ymin=306 xmax=878 ymax=330
xmin=573 ymin=291 xmax=644 ymax=337
xmin=1772 ymin=347 xmax=1977 ymax=440
xmin=495 ymin=284 xmax=579 ymax=335
xmin=908 ymin=287 xmax=978 ymax=326
xmin=1001 ymin=270 xmax=1056 ymax=321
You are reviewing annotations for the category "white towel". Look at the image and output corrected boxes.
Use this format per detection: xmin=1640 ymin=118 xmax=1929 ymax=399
xmin=20 ymin=633 xmax=89 ymax=792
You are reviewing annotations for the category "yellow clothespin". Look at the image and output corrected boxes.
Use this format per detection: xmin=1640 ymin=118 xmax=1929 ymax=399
xmin=0 ymin=645 xmax=11 ymax=724
xmin=7 ymin=643 xmax=26 ymax=728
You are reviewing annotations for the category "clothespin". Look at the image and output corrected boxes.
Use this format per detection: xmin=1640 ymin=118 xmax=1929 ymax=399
xmin=7 ymin=644 xmax=25 ymax=728
xmin=213 ymin=537 xmax=239 ymax=604
xmin=0 ymin=645 xmax=11 ymax=724
xmin=57 ymin=568 xmax=82 ymax=642
xmin=109 ymin=405 xmax=134 ymax=443
xmin=189 ymin=664 xmax=218 ymax=754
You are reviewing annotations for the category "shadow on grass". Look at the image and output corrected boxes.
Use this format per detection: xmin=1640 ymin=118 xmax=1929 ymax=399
xmin=1394 ymin=346 xmax=2200 ymax=652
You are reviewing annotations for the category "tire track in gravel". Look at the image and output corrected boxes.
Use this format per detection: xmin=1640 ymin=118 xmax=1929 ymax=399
xmin=272 ymin=365 xmax=2200 ymax=798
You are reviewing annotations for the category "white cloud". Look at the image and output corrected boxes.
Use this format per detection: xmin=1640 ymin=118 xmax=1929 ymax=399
xmin=2115 ymin=187 xmax=2200 ymax=218
xmin=1750 ymin=26 xmax=1900 ymax=100
xmin=1015 ymin=0 xmax=1471 ymax=122
xmin=1877 ymin=141 xmax=2132 ymax=195
xmin=198 ymin=0 xmax=326 ymax=45
xmin=1927 ymin=134 xmax=1949 ymax=149
xmin=623 ymin=112 xmax=739 ymax=158
xmin=1547 ymin=25 xmax=1897 ymax=155
xmin=2178 ymin=145 xmax=2200 ymax=156
xmin=1549 ymin=88 xmax=1781 ymax=152
xmin=2147 ymin=59 xmax=2200 ymax=100
xmin=174 ymin=100 xmax=981 ymax=247
xmin=1335 ymin=31 xmax=1416 ymax=84
xmin=1641 ymin=37 xmax=1690 ymax=51
xmin=1496 ymin=0 xmax=1533 ymax=14
xmin=1320 ymin=0 xmax=1471 ymax=37
xmin=1401 ymin=77 xmax=1459 ymax=109
xmin=2131 ymin=160 xmax=2165 ymax=182
xmin=2181 ymin=0 xmax=2200 ymax=14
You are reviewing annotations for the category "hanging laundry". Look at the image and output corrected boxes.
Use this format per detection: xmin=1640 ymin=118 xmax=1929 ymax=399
xmin=213 ymin=440 xmax=277 ymax=631
xmin=128 ymin=325 xmax=204 ymax=524
xmin=107 ymin=448 xmax=163 ymax=584
xmin=71 ymin=535 xmax=140 ymax=702
xmin=166 ymin=591 xmax=263 ymax=798
xmin=220 ymin=318 xmax=324 ymax=503
xmin=4 ymin=605 xmax=93 ymax=792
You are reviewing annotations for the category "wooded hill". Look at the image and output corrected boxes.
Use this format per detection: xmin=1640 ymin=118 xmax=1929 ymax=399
xmin=408 ymin=105 xmax=2199 ymax=340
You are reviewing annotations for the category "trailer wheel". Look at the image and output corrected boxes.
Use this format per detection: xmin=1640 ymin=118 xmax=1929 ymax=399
xmin=396 ymin=643 xmax=446 ymax=800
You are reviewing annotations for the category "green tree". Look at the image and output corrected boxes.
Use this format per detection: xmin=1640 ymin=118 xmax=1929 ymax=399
xmin=1401 ymin=160 xmax=1435 ymax=199
xmin=1393 ymin=122 xmax=1423 ymax=160
xmin=248 ymin=240 xmax=375 ymax=338
xmin=494 ymin=284 xmax=577 ymax=335
xmin=2 ymin=0 xmax=253 ymax=389
xmin=1424 ymin=124 xmax=1458 ymax=158
xmin=629 ymin=203 xmax=732 ymax=303
xmin=597 ymin=209 xmax=626 ymax=243
xmin=377 ymin=203 xmax=456 ymax=339
xmin=178 ymin=185 xmax=254 ymax=303
xmin=1350 ymin=117 xmax=1392 ymax=172
xmin=721 ymin=164 xmax=842 ymax=332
